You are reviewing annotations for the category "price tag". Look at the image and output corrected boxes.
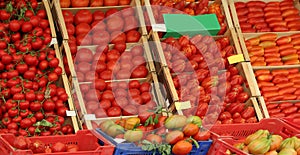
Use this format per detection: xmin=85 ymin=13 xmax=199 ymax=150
xmin=114 ymin=138 xmax=126 ymax=143
xmin=152 ymin=24 xmax=167 ymax=32
xmin=66 ymin=110 xmax=76 ymax=116
xmin=175 ymin=101 xmax=191 ymax=115
xmin=84 ymin=114 xmax=96 ymax=120
xmin=50 ymin=38 xmax=58 ymax=46
xmin=228 ymin=54 xmax=245 ymax=64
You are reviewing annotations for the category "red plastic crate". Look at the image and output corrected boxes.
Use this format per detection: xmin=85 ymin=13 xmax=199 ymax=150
xmin=207 ymin=118 xmax=300 ymax=155
xmin=281 ymin=118 xmax=300 ymax=130
xmin=0 ymin=130 xmax=114 ymax=155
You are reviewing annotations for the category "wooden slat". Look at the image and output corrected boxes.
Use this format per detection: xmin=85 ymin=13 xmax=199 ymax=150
xmin=135 ymin=0 xmax=148 ymax=36
xmin=240 ymin=62 xmax=261 ymax=96
xmin=53 ymin=0 xmax=69 ymax=40
xmin=257 ymin=96 xmax=270 ymax=119
xmin=43 ymin=0 xmax=57 ymax=38
xmin=248 ymin=97 xmax=264 ymax=121
xmin=54 ymin=43 xmax=81 ymax=132
xmin=220 ymin=0 xmax=234 ymax=29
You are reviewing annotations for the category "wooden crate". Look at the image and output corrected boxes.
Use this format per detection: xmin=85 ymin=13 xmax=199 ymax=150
xmin=228 ymin=0 xmax=300 ymax=34
xmin=159 ymin=62 xmax=261 ymax=114
xmin=141 ymin=0 xmax=234 ymax=35
xmin=238 ymin=32 xmax=300 ymax=68
xmin=41 ymin=0 xmax=57 ymax=38
xmin=52 ymin=43 xmax=81 ymax=132
xmin=51 ymin=0 xmax=147 ymax=40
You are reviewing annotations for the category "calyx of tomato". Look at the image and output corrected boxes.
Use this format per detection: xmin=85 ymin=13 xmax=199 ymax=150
xmin=141 ymin=140 xmax=171 ymax=155
xmin=33 ymin=119 xmax=53 ymax=127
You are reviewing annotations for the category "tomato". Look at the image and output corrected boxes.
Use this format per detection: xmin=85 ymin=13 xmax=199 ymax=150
xmin=282 ymin=106 xmax=298 ymax=115
xmin=183 ymin=123 xmax=199 ymax=137
xmin=104 ymin=0 xmax=118 ymax=6
xmin=166 ymin=130 xmax=184 ymax=144
xmin=107 ymin=16 xmax=124 ymax=32
xmin=107 ymin=106 xmax=122 ymax=117
xmin=62 ymin=10 xmax=74 ymax=24
xmin=126 ymin=30 xmax=141 ymax=42
xmin=193 ymin=129 xmax=211 ymax=141
xmin=172 ymin=140 xmax=193 ymax=155
xmin=75 ymin=23 xmax=91 ymax=35
xmin=71 ymin=0 xmax=89 ymax=7
xmin=74 ymin=10 xmax=93 ymax=25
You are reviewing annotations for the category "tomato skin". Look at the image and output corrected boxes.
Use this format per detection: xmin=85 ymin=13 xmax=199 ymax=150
xmin=193 ymin=130 xmax=211 ymax=141
xmin=165 ymin=130 xmax=184 ymax=145
xmin=172 ymin=140 xmax=193 ymax=155
xmin=282 ymin=106 xmax=298 ymax=115
xmin=183 ymin=123 xmax=199 ymax=137
xmin=74 ymin=10 xmax=93 ymax=25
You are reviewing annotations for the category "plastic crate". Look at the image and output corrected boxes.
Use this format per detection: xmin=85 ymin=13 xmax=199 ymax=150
xmin=209 ymin=118 xmax=299 ymax=139
xmin=0 ymin=130 xmax=115 ymax=155
xmin=281 ymin=118 xmax=300 ymax=130
xmin=96 ymin=128 xmax=212 ymax=155
xmin=207 ymin=118 xmax=300 ymax=155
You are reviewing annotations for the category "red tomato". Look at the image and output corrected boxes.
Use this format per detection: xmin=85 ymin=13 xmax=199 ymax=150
xmin=71 ymin=0 xmax=89 ymax=7
xmin=126 ymin=30 xmax=141 ymax=42
xmin=74 ymin=10 xmax=93 ymax=25
xmin=107 ymin=106 xmax=122 ymax=116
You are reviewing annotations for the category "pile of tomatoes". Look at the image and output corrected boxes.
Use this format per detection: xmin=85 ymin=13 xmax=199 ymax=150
xmin=246 ymin=33 xmax=300 ymax=66
xmin=235 ymin=0 xmax=300 ymax=32
xmin=73 ymin=44 xmax=149 ymax=81
xmin=0 ymin=0 xmax=74 ymax=136
xmin=255 ymin=68 xmax=300 ymax=102
xmin=60 ymin=0 xmax=131 ymax=8
xmin=145 ymin=0 xmax=227 ymax=35
xmin=80 ymin=79 xmax=157 ymax=118
xmin=161 ymin=34 xmax=257 ymax=124
xmin=62 ymin=7 xmax=141 ymax=46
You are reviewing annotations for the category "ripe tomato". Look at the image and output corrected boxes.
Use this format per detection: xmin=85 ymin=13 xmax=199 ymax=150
xmin=166 ymin=130 xmax=184 ymax=144
xmin=62 ymin=10 xmax=74 ymax=23
xmin=183 ymin=123 xmax=199 ymax=136
xmin=107 ymin=106 xmax=122 ymax=117
xmin=193 ymin=130 xmax=211 ymax=141
xmin=126 ymin=30 xmax=141 ymax=42
xmin=71 ymin=0 xmax=89 ymax=7
xmin=107 ymin=16 xmax=124 ymax=32
xmin=75 ymin=23 xmax=91 ymax=36
xmin=104 ymin=0 xmax=118 ymax=6
xmin=131 ymin=66 xmax=148 ymax=78
xmin=74 ymin=10 xmax=93 ymax=25
xmin=172 ymin=140 xmax=193 ymax=155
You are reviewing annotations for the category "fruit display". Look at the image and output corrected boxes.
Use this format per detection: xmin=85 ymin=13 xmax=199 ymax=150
xmin=243 ymin=33 xmax=300 ymax=66
xmin=152 ymin=31 xmax=261 ymax=125
xmin=98 ymin=115 xmax=212 ymax=155
xmin=0 ymin=0 xmax=77 ymax=136
xmin=233 ymin=0 xmax=300 ymax=32
xmin=255 ymin=68 xmax=300 ymax=102
xmin=227 ymin=130 xmax=300 ymax=155
xmin=144 ymin=0 xmax=228 ymax=35
xmin=61 ymin=7 xmax=142 ymax=46
xmin=73 ymin=44 xmax=150 ymax=81
xmin=80 ymin=79 xmax=159 ymax=118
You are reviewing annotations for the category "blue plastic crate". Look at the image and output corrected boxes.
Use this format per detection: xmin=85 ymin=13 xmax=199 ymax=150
xmin=96 ymin=128 xmax=212 ymax=155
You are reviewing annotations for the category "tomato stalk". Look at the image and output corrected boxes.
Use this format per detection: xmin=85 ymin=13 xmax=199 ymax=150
xmin=187 ymin=137 xmax=199 ymax=148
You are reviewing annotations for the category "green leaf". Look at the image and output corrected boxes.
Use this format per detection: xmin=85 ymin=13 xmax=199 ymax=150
xmin=35 ymin=127 xmax=41 ymax=133
xmin=153 ymin=115 xmax=159 ymax=124
xmin=39 ymin=119 xmax=53 ymax=127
